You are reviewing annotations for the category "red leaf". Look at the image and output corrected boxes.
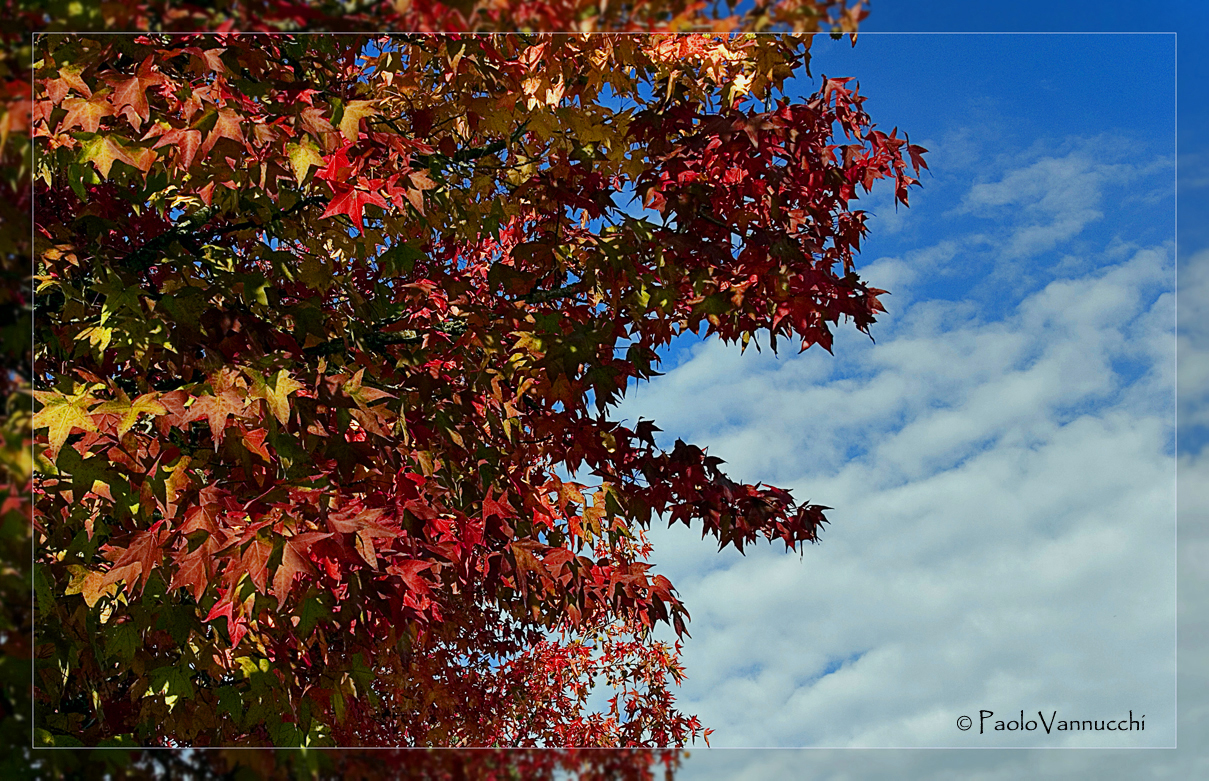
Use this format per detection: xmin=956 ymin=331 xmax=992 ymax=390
xmin=169 ymin=550 xmax=210 ymax=602
xmin=241 ymin=538 xmax=272 ymax=593
xmin=151 ymin=126 xmax=202 ymax=170
xmin=321 ymin=184 xmax=389 ymax=232
xmin=186 ymin=390 xmax=247 ymax=444
xmin=204 ymin=595 xmax=234 ymax=624
xmin=908 ymin=143 xmax=929 ymax=173
xmin=111 ymin=521 xmax=166 ymax=595
xmin=327 ymin=506 xmax=387 ymax=534
xmin=199 ymin=107 xmax=245 ymax=157
xmin=242 ymin=428 xmax=271 ymax=461
xmin=386 ymin=559 xmax=434 ymax=595
xmin=271 ymin=531 xmax=329 ymax=604
xmin=482 ymin=488 xmax=516 ymax=521
xmin=107 ymin=56 xmax=167 ymax=128
xmin=59 ymin=93 xmax=114 ymax=134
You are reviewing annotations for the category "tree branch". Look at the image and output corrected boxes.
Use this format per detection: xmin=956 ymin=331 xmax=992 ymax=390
xmin=122 ymin=195 xmax=330 ymax=273
xmin=303 ymin=319 xmax=469 ymax=357
xmin=516 ymin=281 xmax=585 ymax=306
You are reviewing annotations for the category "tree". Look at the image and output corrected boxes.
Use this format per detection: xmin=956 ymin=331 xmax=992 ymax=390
xmin=24 ymin=745 xmax=682 ymax=780
xmin=25 ymin=10 xmax=923 ymax=756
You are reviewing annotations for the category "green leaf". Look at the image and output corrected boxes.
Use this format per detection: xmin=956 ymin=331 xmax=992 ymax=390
xmin=237 ymin=271 xmax=271 ymax=307
xmin=378 ymin=242 xmax=423 ymax=278
xmin=93 ymin=267 xmax=142 ymax=325
xmin=106 ymin=621 xmax=140 ymax=662
xmin=78 ymin=134 xmax=136 ymax=179
xmin=294 ymin=592 xmax=329 ymax=636
xmin=269 ymin=718 xmax=304 ymax=747
xmin=34 ymin=728 xmax=83 ymax=746
xmin=56 ymin=443 xmax=130 ymax=505
xmin=148 ymin=663 xmax=195 ymax=709
xmin=153 ymin=603 xmax=196 ymax=644
xmin=34 ymin=563 xmax=55 ymax=614
xmin=217 ymin=685 xmax=244 ymax=723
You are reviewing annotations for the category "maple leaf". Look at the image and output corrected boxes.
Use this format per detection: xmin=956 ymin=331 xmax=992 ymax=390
xmin=32 ymin=387 xmax=99 ymax=456
xmin=354 ymin=530 xmax=379 ymax=570
xmin=64 ymin=565 xmax=112 ymax=608
xmin=161 ymin=455 xmax=192 ymax=519
xmin=47 ymin=63 xmax=91 ymax=102
xmin=321 ymin=184 xmax=389 ymax=232
xmin=298 ymin=105 xmax=335 ymax=137
xmin=338 ymin=100 xmax=378 ymax=144
xmin=908 ymin=143 xmax=930 ymax=173
xmin=272 ymin=531 xmax=330 ymax=604
xmin=327 ymin=505 xmax=388 ymax=535
xmin=59 ymin=92 xmax=114 ymax=134
xmin=187 ymin=389 xmax=247 ymax=443
xmin=343 ymin=368 xmax=395 ymax=410
xmin=315 ymin=145 xmax=354 ymax=183
xmin=203 ymin=594 xmax=248 ymax=646
xmin=183 ymin=46 xmax=228 ymax=75
xmin=150 ymin=125 xmax=203 ymax=170
xmin=241 ymin=427 xmax=271 ymax=461
xmin=107 ymin=56 xmax=168 ymax=128
xmin=482 ymin=487 xmax=516 ymax=521
xmin=111 ymin=522 xmax=167 ymax=596
xmin=92 ymin=390 xmax=166 ymax=437
xmin=169 ymin=550 xmax=211 ymax=602
xmin=287 ymin=138 xmax=325 ymax=183
xmin=78 ymin=135 xmax=137 ymax=179
xmin=248 ymin=368 xmax=304 ymax=425
xmin=242 ymin=538 xmax=273 ymax=593
xmin=199 ymin=108 xmax=245 ymax=157
xmin=386 ymin=559 xmax=434 ymax=595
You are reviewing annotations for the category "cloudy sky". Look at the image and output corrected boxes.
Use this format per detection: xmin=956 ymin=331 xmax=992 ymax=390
xmin=604 ymin=30 xmax=1186 ymax=759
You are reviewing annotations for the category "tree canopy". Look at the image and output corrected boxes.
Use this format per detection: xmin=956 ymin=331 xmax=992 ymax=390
xmin=19 ymin=2 xmax=924 ymax=756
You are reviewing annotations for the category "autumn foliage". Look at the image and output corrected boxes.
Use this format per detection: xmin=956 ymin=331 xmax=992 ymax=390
xmin=21 ymin=5 xmax=923 ymax=756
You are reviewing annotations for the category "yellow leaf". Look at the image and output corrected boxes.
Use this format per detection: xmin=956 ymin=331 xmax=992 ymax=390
xmin=93 ymin=391 xmax=167 ymax=437
xmin=247 ymin=368 xmax=304 ymax=425
xmin=287 ymin=138 xmax=324 ymax=184
xmin=77 ymin=325 xmax=113 ymax=353
xmin=338 ymin=100 xmax=378 ymax=144
xmin=266 ymin=369 xmax=304 ymax=424
xmin=65 ymin=565 xmax=111 ymax=608
xmin=164 ymin=455 xmax=192 ymax=513
xmin=79 ymin=135 xmax=136 ymax=179
xmin=32 ymin=388 xmax=99 ymax=456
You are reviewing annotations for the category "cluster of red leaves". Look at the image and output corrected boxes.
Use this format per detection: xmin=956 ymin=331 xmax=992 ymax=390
xmin=15 ymin=745 xmax=680 ymax=781
xmin=26 ymin=15 xmax=919 ymax=761
xmin=14 ymin=0 xmax=867 ymax=35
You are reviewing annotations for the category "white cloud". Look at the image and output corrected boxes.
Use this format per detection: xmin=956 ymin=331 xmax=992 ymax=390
xmin=614 ymin=146 xmax=1176 ymax=748
xmin=667 ymin=439 xmax=1208 ymax=775
xmin=950 ymin=139 xmax=1170 ymax=262
xmin=1178 ymin=249 xmax=1209 ymax=434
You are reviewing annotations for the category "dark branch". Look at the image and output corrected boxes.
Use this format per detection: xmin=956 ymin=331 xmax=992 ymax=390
xmin=122 ymin=195 xmax=330 ymax=273
xmin=517 ymin=281 xmax=585 ymax=305
xmin=303 ymin=319 xmax=469 ymax=358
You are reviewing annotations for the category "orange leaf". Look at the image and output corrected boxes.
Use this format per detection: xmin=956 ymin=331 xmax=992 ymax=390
xmin=59 ymin=92 xmax=114 ymax=134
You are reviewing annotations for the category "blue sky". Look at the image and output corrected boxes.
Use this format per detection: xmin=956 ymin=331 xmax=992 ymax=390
xmin=645 ymin=2 xmax=1207 ymax=777
xmin=615 ymin=30 xmax=1176 ymax=748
